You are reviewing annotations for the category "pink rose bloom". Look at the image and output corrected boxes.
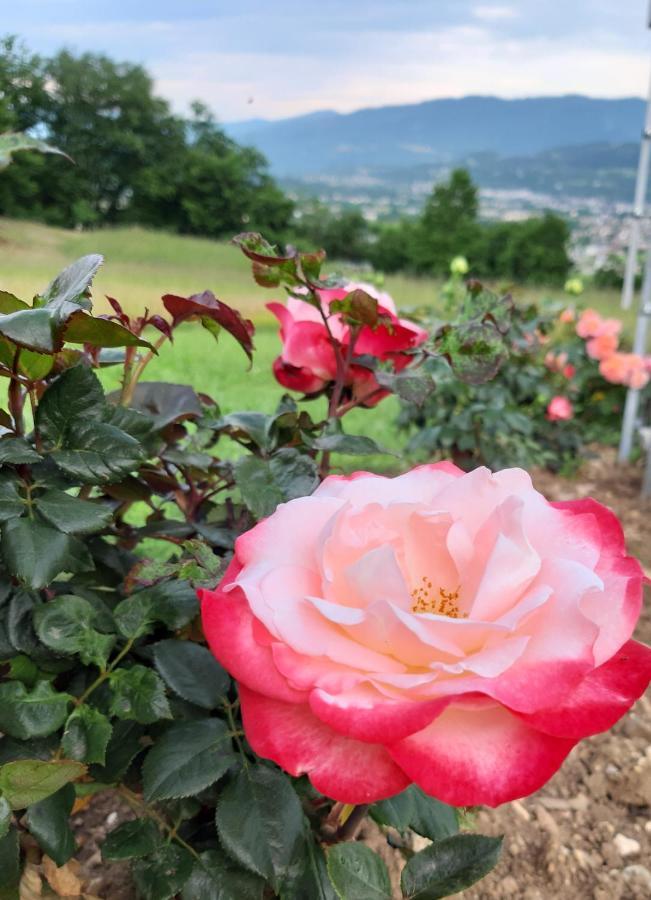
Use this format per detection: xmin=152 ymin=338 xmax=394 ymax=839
xmin=201 ymin=464 xmax=650 ymax=807
xmin=586 ymin=333 xmax=619 ymax=361
xmin=267 ymin=283 xmax=427 ymax=407
xmin=600 ymin=353 xmax=650 ymax=390
xmin=563 ymin=363 xmax=576 ymax=380
xmin=559 ymin=308 xmax=575 ymax=324
xmin=546 ymin=396 xmax=573 ymax=421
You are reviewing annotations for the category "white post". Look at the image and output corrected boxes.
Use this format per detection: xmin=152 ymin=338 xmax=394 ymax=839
xmin=618 ymin=249 xmax=651 ymax=462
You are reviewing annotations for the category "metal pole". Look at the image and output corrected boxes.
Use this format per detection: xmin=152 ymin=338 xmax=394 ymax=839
xmin=618 ymin=249 xmax=651 ymax=461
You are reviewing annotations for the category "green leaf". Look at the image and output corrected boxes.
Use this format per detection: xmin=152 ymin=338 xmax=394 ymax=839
xmin=7 ymin=655 xmax=40 ymax=687
xmin=234 ymin=449 xmax=319 ymax=519
xmin=0 ymin=759 xmax=86 ymax=809
xmin=1 ymin=518 xmax=93 ymax=590
xmin=113 ymin=592 xmax=155 ymax=640
xmin=34 ymin=595 xmax=115 ymax=669
xmin=108 ymin=666 xmax=171 ymax=724
xmin=36 ymin=366 xmax=104 ymax=444
xmin=182 ymin=850 xmax=264 ymax=900
xmin=61 ymin=706 xmax=112 ymax=765
xmin=89 ymin=720 xmax=144 ymax=783
xmin=0 ymin=827 xmax=20 ymax=900
xmin=132 ymin=844 xmax=194 ymax=900
xmin=142 ymin=718 xmax=235 ymax=802
xmin=437 ymin=321 xmax=507 ymax=385
xmin=0 ymin=307 xmax=63 ymax=354
xmin=153 ymin=640 xmax=229 ymax=709
xmin=214 ymin=411 xmax=273 ymax=451
xmin=64 ymin=312 xmax=152 ymax=349
xmin=326 ymin=843 xmax=392 ymax=900
xmin=371 ymin=787 xmax=458 ymax=841
xmin=0 ymin=437 xmax=41 ymax=465
xmin=102 ymin=818 xmax=162 ymax=861
xmin=0 ymin=477 xmax=24 ymax=523
xmin=281 ymin=836 xmax=338 ymax=900
xmin=216 ymin=766 xmax=303 ymax=890
xmin=0 ymin=796 xmax=11 ymax=840
xmin=35 ymin=489 xmax=112 ymax=535
xmin=400 ymin=835 xmax=503 ymax=900
xmin=312 ymin=433 xmax=394 ymax=456
xmin=375 ymin=371 xmax=435 ymax=406
xmin=41 ymin=255 xmax=103 ymax=307
xmin=0 ymin=292 xmax=28 ymax=314
xmin=0 ymin=681 xmax=71 ymax=740
xmin=50 ymin=419 xmax=145 ymax=484
xmin=233 ymin=456 xmax=283 ymax=519
xmin=409 ymin=791 xmax=459 ymax=842
xmin=25 ymin=783 xmax=75 ymax=866
xmin=117 ymin=382 xmax=204 ymax=430
xmin=0 ymin=132 xmax=67 ymax=170
xmin=269 ymin=449 xmax=320 ymax=501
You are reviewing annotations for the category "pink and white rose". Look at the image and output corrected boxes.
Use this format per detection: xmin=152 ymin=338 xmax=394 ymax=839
xmin=201 ymin=464 xmax=650 ymax=808
xmin=267 ymin=283 xmax=427 ymax=407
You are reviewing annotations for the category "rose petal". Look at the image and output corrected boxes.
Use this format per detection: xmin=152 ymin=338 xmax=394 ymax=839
xmin=514 ymin=639 xmax=651 ymax=738
xmin=388 ymin=699 xmax=577 ymax=807
xmin=239 ymin=685 xmax=410 ymax=803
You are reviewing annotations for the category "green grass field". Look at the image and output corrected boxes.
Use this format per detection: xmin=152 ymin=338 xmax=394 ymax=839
xmin=0 ymin=217 xmax=633 ymax=465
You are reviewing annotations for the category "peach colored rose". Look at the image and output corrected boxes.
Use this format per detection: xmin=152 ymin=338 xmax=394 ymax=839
xmin=559 ymin=308 xmax=575 ymax=324
xmin=201 ymin=464 xmax=650 ymax=807
xmin=576 ymin=310 xmax=622 ymax=341
xmin=267 ymin=283 xmax=427 ymax=407
xmin=586 ymin=333 xmax=619 ymax=361
xmin=546 ymin=396 xmax=573 ymax=421
xmin=600 ymin=353 xmax=650 ymax=390
xmin=576 ymin=309 xmax=603 ymax=339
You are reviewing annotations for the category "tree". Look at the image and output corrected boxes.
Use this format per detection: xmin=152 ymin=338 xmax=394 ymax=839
xmin=296 ymin=199 xmax=370 ymax=261
xmin=411 ymin=168 xmax=482 ymax=275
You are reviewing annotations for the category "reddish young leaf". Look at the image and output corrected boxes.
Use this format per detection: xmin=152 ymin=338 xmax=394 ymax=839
xmin=147 ymin=315 xmax=173 ymax=340
xmin=161 ymin=292 xmax=254 ymax=360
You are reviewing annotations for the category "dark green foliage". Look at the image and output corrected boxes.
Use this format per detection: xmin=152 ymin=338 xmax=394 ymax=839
xmin=401 ymin=835 xmax=503 ymax=899
xmin=326 ymin=843 xmax=392 ymax=900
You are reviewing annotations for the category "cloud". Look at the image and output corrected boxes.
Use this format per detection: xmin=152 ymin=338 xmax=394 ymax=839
xmin=473 ymin=5 xmax=518 ymax=22
xmin=3 ymin=1 xmax=648 ymax=120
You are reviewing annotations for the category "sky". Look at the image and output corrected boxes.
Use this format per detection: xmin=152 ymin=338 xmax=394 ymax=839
xmin=4 ymin=1 xmax=651 ymax=121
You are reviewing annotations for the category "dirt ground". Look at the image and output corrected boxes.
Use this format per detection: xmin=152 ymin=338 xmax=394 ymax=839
xmin=72 ymin=445 xmax=651 ymax=899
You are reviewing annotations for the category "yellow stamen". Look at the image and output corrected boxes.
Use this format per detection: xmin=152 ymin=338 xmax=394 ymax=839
xmin=411 ymin=582 xmax=468 ymax=618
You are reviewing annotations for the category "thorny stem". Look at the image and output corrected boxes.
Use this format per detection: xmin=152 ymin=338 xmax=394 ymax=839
xmin=224 ymin=697 xmax=248 ymax=767
xmin=322 ymin=802 xmax=371 ymax=843
xmin=74 ymin=637 xmax=135 ymax=708
xmin=28 ymin=388 xmax=44 ymax=453
xmin=117 ymin=785 xmax=202 ymax=862
xmin=120 ymin=334 xmax=169 ymax=406
xmin=318 ymin=317 xmax=362 ymax=479
xmin=8 ymin=348 xmax=24 ymax=436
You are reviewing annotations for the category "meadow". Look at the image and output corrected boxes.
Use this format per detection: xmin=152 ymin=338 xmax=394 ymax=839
xmin=0 ymin=216 xmax=629 ymax=460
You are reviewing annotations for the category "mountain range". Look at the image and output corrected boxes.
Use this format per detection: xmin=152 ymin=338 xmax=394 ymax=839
xmin=225 ymin=95 xmax=644 ymax=199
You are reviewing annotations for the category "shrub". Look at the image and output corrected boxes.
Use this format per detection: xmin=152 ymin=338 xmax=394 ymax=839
xmin=0 ymin=238 xmax=514 ymax=899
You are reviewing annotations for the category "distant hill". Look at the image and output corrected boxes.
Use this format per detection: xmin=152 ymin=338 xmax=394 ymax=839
xmin=226 ymin=95 xmax=644 ymax=179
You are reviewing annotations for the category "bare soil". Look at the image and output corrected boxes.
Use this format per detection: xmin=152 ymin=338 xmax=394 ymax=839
xmin=72 ymin=445 xmax=651 ymax=899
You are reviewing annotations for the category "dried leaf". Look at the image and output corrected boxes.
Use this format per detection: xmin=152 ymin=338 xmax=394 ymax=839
xmin=42 ymin=856 xmax=83 ymax=897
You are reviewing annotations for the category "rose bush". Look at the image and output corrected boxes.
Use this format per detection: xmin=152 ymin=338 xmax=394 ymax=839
xmin=268 ymin=282 xmax=427 ymax=406
xmin=201 ymin=462 xmax=651 ymax=808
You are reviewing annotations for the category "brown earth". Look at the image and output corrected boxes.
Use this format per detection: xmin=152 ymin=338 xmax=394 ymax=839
xmin=72 ymin=445 xmax=651 ymax=899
